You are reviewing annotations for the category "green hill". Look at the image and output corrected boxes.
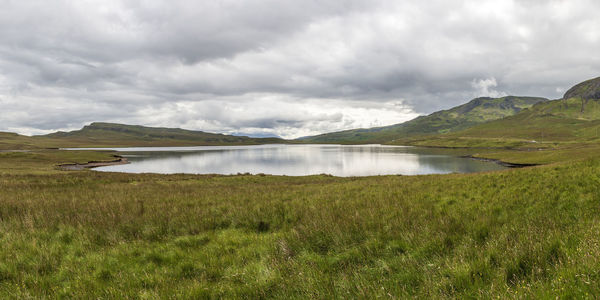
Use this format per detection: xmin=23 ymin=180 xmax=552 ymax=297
xmin=0 ymin=123 xmax=286 ymax=150
xmin=563 ymin=76 xmax=600 ymax=113
xmin=300 ymin=96 xmax=547 ymax=144
xmin=34 ymin=122 xmax=285 ymax=147
xmin=402 ymin=77 xmax=600 ymax=149
xmin=0 ymin=132 xmax=39 ymax=150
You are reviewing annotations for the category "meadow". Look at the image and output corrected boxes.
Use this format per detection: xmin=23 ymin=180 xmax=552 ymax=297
xmin=0 ymin=149 xmax=599 ymax=298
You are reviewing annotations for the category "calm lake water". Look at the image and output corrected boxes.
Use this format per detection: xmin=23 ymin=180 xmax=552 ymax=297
xmin=67 ymin=144 xmax=506 ymax=176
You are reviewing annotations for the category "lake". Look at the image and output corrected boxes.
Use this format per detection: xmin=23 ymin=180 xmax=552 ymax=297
xmin=66 ymin=144 xmax=507 ymax=176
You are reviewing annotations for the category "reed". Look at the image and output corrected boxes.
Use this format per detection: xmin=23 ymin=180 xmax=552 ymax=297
xmin=0 ymin=150 xmax=599 ymax=298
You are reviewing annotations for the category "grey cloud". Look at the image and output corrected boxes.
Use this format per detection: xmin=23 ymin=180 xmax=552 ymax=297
xmin=0 ymin=0 xmax=599 ymax=138
xmin=0 ymin=0 xmax=374 ymax=63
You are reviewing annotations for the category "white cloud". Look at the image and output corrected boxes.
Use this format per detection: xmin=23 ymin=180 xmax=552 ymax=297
xmin=0 ymin=0 xmax=599 ymax=137
xmin=471 ymin=78 xmax=507 ymax=98
xmin=122 ymin=95 xmax=419 ymax=139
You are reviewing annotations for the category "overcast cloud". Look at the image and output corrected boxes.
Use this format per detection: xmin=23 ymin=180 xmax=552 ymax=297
xmin=1 ymin=0 xmax=599 ymax=138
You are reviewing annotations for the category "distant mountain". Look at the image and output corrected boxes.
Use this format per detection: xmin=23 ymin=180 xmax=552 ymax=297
xmin=563 ymin=76 xmax=600 ymax=112
xmin=300 ymin=96 xmax=548 ymax=144
xmin=231 ymin=132 xmax=283 ymax=139
xmin=6 ymin=76 xmax=600 ymax=150
xmin=564 ymin=76 xmax=600 ymax=100
xmin=403 ymin=76 xmax=600 ymax=148
xmin=0 ymin=132 xmax=37 ymax=150
xmin=38 ymin=122 xmax=285 ymax=147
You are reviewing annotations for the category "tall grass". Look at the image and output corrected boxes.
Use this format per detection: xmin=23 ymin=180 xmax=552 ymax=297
xmin=0 ymin=150 xmax=600 ymax=297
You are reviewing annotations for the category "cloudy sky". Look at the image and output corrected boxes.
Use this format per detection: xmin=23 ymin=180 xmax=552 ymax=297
xmin=1 ymin=0 xmax=599 ymax=138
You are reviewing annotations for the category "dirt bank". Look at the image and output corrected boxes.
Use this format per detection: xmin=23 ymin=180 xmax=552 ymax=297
xmin=59 ymin=156 xmax=129 ymax=171
xmin=460 ymin=155 xmax=538 ymax=168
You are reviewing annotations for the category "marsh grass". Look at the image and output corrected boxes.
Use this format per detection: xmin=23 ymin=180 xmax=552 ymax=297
xmin=0 ymin=150 xmax=599 ymax=298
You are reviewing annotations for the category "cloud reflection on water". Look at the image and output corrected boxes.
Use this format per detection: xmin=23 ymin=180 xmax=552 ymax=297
xmin=89 ymin=144 xmax=505 ymax=176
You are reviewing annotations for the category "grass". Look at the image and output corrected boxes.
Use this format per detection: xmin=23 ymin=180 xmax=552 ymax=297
xmin=0 ymin=132 xmax=49 ymax=150
xmin=467 ymin=143 xmax=600 ymax=165
xmin=0 ymin=151 xmax=117 ymax=174
xmin=2 ymin=77 xmax=600 ymax=297
xmin=1 ymin=149 xmax=600 ymax=298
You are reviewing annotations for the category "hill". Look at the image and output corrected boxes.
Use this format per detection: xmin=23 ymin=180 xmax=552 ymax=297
xmin=300 ymin=96 xmax=547 ymax=144
xmin=0 ymin=123 xmax=287 ymax=150
xmin=32 ymin=122 xmax=285 ymax=147
xmin=563 ymin=76 xmax=600 ymax=112
xmin=401 ymin=77 xmax=600 ymax=148
xmin=0 ymin=132 xmax=44 ymax=150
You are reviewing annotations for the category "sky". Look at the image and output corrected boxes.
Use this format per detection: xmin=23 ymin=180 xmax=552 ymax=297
xmin=1 ymin=0 xmax=599 ymax=138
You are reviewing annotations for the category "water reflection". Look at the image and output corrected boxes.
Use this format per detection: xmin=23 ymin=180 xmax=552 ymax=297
xmin=77 ymin=144 xmax=506 ymax=176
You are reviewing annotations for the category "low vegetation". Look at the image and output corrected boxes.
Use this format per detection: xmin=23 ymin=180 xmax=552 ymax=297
xmin=2 ymin=77 xmax=600 ymax=297
xmin=0 ymin=149 xmax=599 ymax=298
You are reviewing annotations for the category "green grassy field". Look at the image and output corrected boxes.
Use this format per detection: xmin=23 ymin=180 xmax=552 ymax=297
xmin=2 ymin=78 xmax=600 ymax=297
xmin=0 ymin=149 xmax=599 ymax=298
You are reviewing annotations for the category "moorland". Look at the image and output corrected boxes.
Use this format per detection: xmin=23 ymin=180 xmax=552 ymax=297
xmin=1 ymin=77 xmax=600 ymax=298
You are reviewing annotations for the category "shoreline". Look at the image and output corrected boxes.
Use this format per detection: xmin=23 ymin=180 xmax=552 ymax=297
xmin=460 ymin=155 xmax=538 ymax=168
xmin=55 ymin=146 xmax=537 ymax=174
xmin=59 ymin=156 xmax=129 ymax=171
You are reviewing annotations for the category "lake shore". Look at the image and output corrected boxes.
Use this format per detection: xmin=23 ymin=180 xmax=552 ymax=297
xmin=59 ymin=156 xmax=129 ymax=171
xmin=67 ymin=145 xmax=506 ymax=176
xmin=460 ymin=154 xmax=539 ymax=168
xmin=1 ymin=149 xmax=598 ymax=298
